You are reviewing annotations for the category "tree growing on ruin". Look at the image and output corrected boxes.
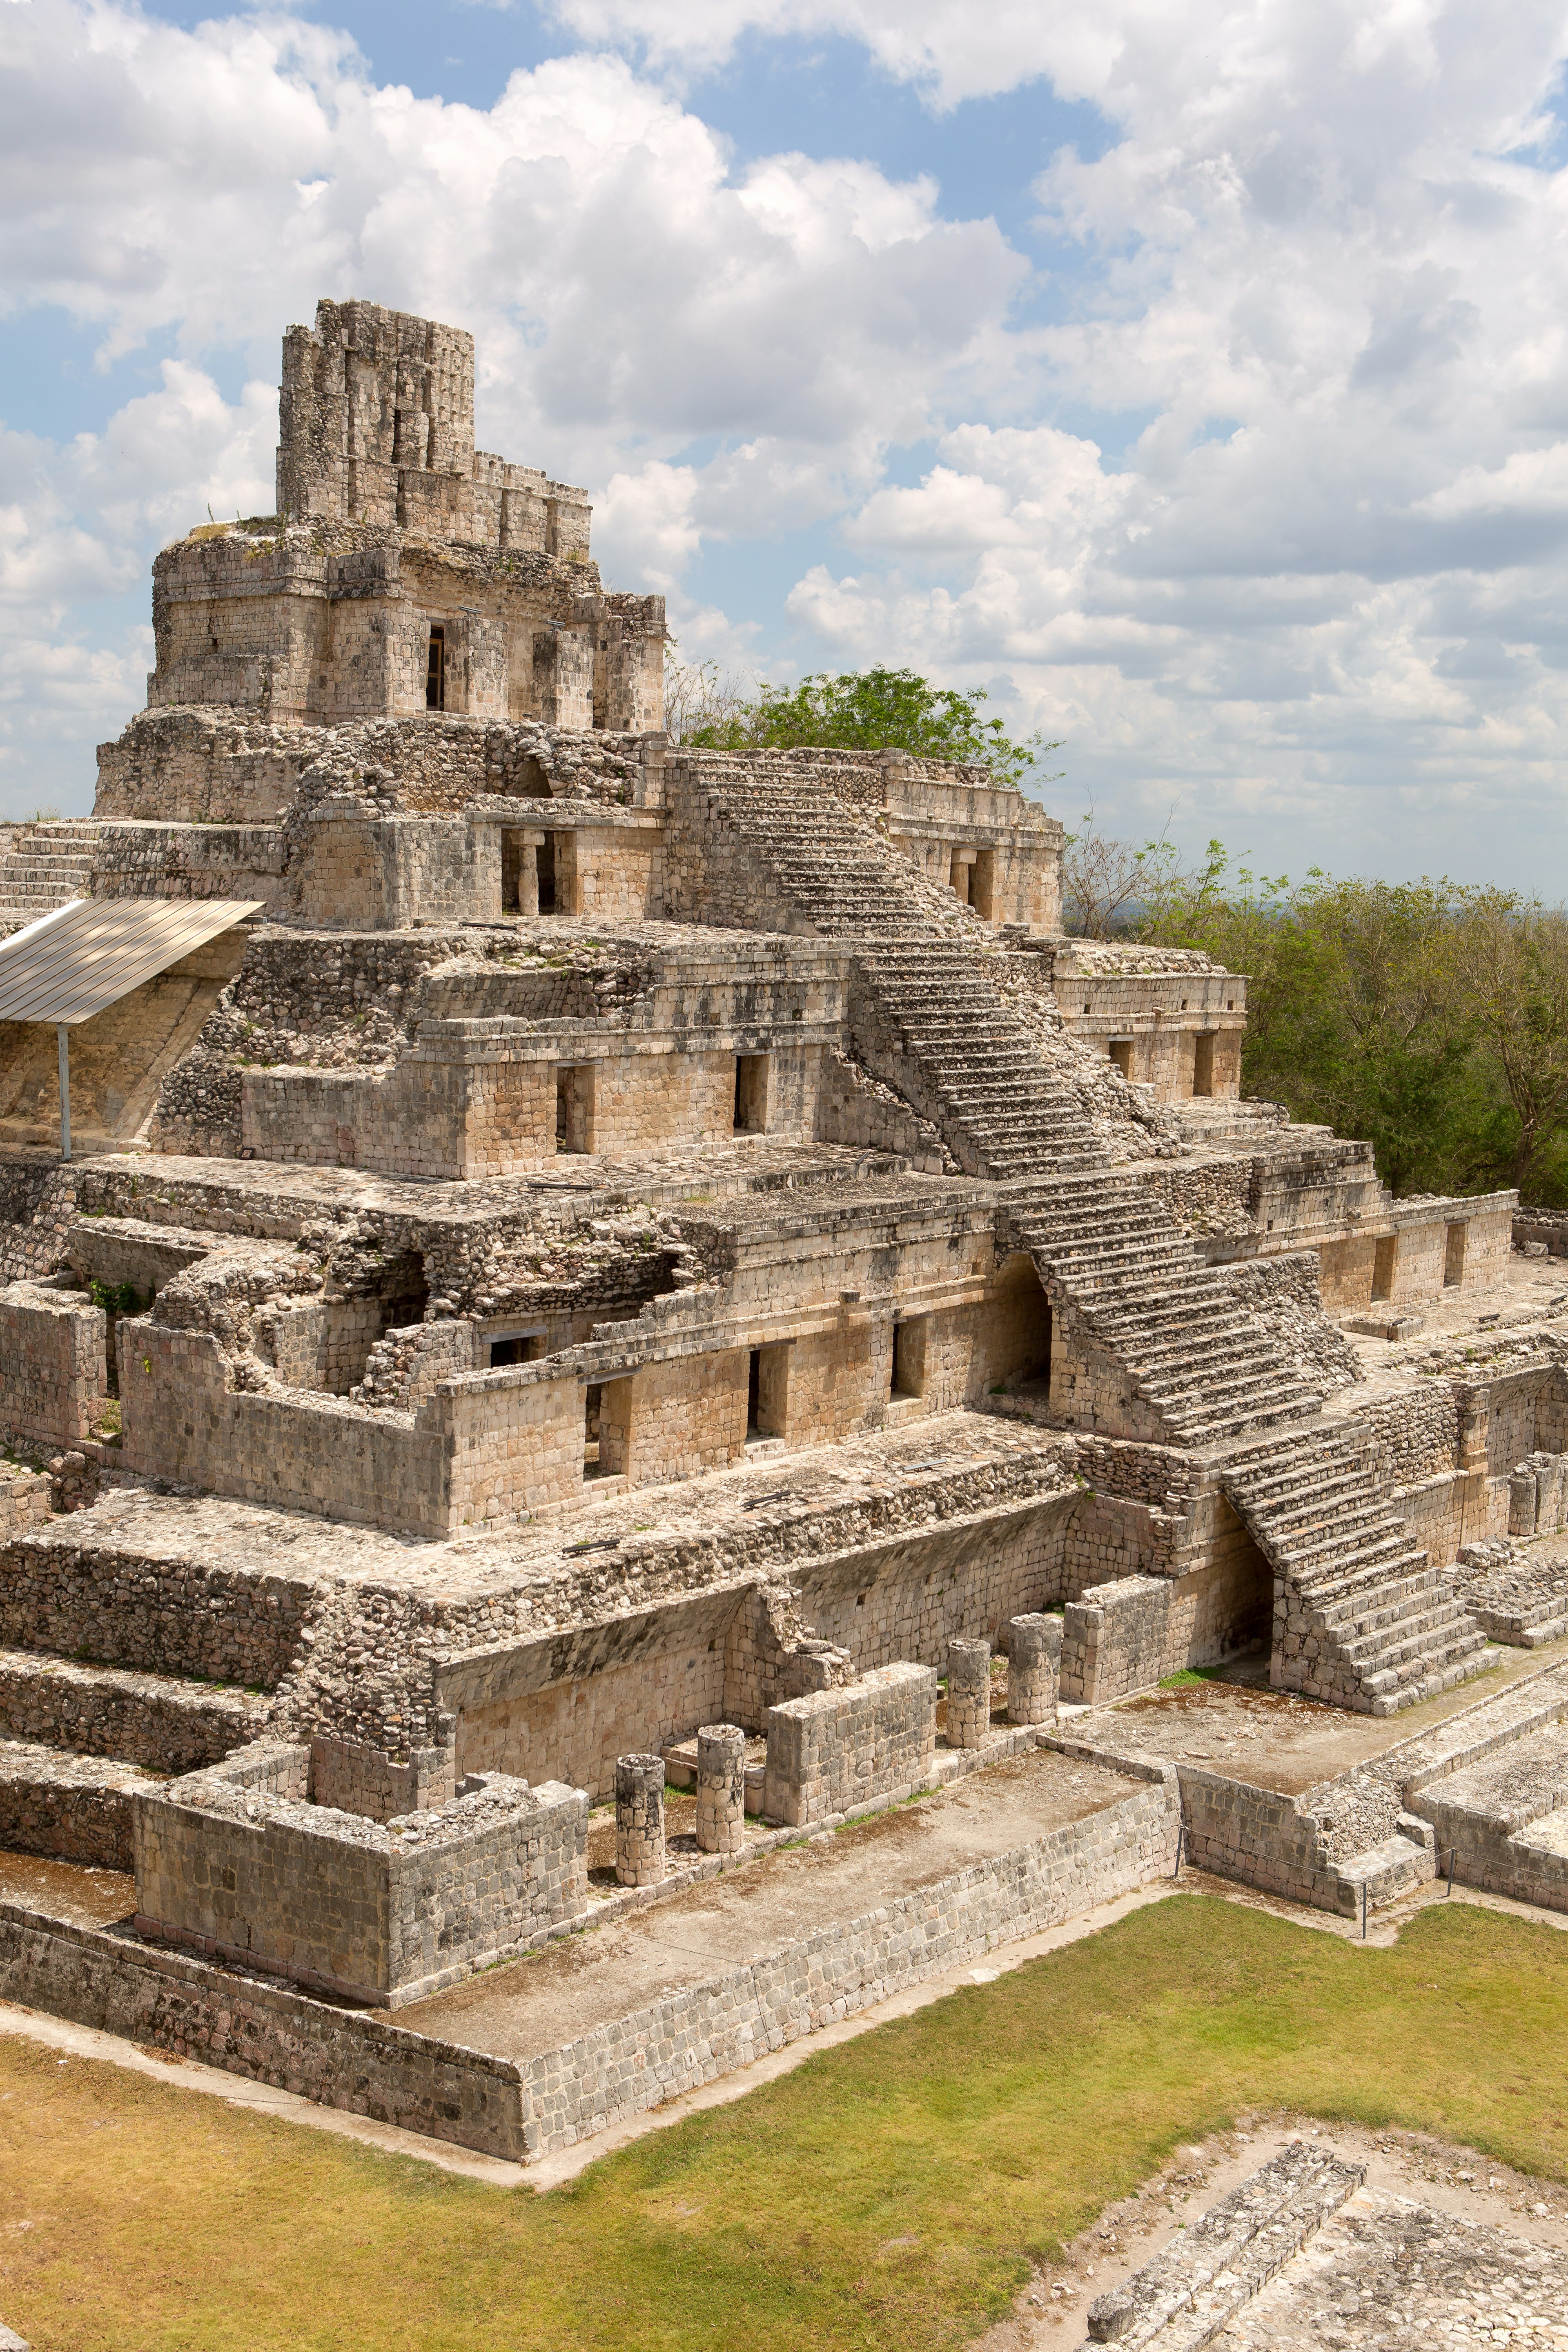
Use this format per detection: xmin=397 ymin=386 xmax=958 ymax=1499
xmin=668 ymin=661 xmax=1059 ymax=791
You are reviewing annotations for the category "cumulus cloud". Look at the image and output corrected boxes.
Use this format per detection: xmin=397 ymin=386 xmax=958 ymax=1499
xmin=0 ymin=0 xmax=1029 ymax=807
xmin=8 ymin=0 xmax=1568 ymax=876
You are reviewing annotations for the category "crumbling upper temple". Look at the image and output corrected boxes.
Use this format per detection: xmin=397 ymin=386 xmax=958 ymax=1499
xmin=0 ymin=300 xmax=1562 ymax=2165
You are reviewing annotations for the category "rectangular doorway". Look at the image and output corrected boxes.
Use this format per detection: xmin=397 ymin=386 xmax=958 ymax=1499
xmin=1444 ymin=1222 xmax=1467 ymax=1288
xmin=1192 ymin=1032 xmax=1215 ymax=1097
xmin=1372 ymin=1234 xmax=1398 ymax=1302
xmin=891 ymin=1315 xmax=928 ymax=1400
xmin=536 ymin=833 xmax=558 ymax=914
xmin=425 ymin=626 xmax=445 ymax=711
xmin=556 ymin=1064 xmax=595 ymax=1154
xmin=734 ymin=1054 xmax=770 ymax=1134
xmin=748 ymin=1342 xmax=789 ymax=1438
xmin=1109 ymin=1038 xmax=1134 ymax=1080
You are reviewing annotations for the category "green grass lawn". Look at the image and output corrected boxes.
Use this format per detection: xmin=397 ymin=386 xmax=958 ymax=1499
xmin=2 ymin=1894 xmax=1565 ymax=2351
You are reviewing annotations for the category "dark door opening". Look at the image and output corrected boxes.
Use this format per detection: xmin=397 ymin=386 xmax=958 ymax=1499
xmin=1109 ymin=1039 xmax=1134 ymax=1080
xmin=1193 ymin=1031 xmax=1215 ymax=1097
xmin=536 ymin=833 xmax=557 ymax=914
xmin=734 ymin=1053 xmax=769 ymax=1134
xmin=425 ymin=626 xmax=445 ymax=711
xmin=489 ymin=1333 xmax=542 ymax=1368
xmin=747 ymin=1347 xmax=761 ymax=1433
xmin=1372 ymin=1234 xmax=1398 ymax=1302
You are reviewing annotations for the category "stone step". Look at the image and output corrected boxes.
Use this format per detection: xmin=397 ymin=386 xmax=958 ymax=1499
xmin=0 ymin=1649 xmax=265 ymax=1774
xmin=1336 ymin=1823 xmax=1436 ymax=1908
xmin=0 ymin=1737 xmax=159 ymax=1872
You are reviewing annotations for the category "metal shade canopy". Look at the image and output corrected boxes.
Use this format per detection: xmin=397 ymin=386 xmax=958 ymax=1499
xmin=0 ymin=894 xmax=264 ymax=1162
xmin=0 ymin=896 xmax=264 ymax=1026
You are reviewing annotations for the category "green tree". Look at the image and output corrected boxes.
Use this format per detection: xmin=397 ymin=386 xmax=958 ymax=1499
xmin=678 ymin=662 xmax=1059 ymax=791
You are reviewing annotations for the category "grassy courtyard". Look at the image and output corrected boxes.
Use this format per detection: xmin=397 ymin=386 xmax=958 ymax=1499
xmin=0 ymin=1894 xmax=1564 ymax=2350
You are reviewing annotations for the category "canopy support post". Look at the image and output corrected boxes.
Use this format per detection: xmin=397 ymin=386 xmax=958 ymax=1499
xmin=56 ymin=1023 xmax=71 ymax=1163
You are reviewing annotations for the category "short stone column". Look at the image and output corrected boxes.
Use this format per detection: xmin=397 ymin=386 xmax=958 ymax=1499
xmin=695 ymin=1722 xmax=747 ymax=1853
xmin=614 ymin=1752 xmax=665 ymax=1886
xmin=1007 ymin=1612 xmax=1062 ymax=1725
xmin=945 ymin=1638 xmax=991 ymax=1749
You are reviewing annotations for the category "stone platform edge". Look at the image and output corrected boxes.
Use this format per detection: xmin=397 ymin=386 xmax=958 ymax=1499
xmin=0 ymin=1754 xmax=1178 ymax=2163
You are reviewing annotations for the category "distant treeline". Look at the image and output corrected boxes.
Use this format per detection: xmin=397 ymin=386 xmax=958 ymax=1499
xmin=1065 ymin=827 xmax=1568 ymax=1206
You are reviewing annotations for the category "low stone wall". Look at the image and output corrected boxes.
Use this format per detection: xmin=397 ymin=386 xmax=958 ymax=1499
xmin=0 ymin=1751 xmax=1176 ymax=2160
xmin=1172 ymin=1763 xmax=1354 ymax=1914
xmin=0 ymin=1474 xmax=51 ymax=1538
xmin=0 ymin=1746 xmax=162 ymax=1870
xmin=0 ymin=1284 xmax=107 ymax=1456
xmin=133 ymin=1746 xmax=588 ymax=2005
xmin=516 ymin=1755 xmax=1174 ymax=2156
xmin=762 ymin=1661 xmax=937 ymax=1827
xmin=1059 ymin=1552 xmax=1272 ymax=1707
xmin=0 ymin=1899 xmax=529 ymax=2157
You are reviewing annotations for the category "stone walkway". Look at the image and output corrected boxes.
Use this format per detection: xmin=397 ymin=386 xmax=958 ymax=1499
xmin=400 ymin=1746 xmax=1129 ymax=2060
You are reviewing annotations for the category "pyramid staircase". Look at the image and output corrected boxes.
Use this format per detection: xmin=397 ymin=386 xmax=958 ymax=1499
xmin=1223 ymin=1423 xmax=1490 ymax=1715
xmin=685 ymin=759 xmax=1490 ymax=1713
xmin=0 ymin=822 xmax=98 ymax=936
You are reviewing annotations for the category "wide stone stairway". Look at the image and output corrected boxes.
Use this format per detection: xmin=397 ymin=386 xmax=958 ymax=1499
xmin=1003 ymin=1169 xmax=1324 ymax=1448
xmin=1223 ymin=1423 xmax=1490 ymax=1714
xmin=0 ymin=821 xmax=98 ymax=936
xmin=691 ymin=760 xmax=1492 ymax=1715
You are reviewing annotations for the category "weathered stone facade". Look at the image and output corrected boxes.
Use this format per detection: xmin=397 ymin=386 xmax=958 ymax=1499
xmin=0 ymin=289 xmax=1559 ymax=2160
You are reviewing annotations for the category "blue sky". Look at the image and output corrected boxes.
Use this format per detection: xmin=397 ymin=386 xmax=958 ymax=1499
xmin=6 ymin=0 xmax=1568 ymax=891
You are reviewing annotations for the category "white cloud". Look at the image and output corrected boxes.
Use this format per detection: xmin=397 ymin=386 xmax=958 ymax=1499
xmin=8 ymin=0 xmax=1568 ymax=876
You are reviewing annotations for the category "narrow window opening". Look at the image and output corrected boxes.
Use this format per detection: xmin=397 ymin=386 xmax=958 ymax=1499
xmin=1192 ymin=1032 xmax=1215 ymax=1097
xmin=536 ymin=833 xmax=558 ymax=914
xmin=425 ymin=626 xmax=445 ymax=711
xmin=1444 ymin=1222 xmax=1467 ymax=1289
xmin=1372 ymin=1234 xmax=1398 ymax=1302
xmin=734 ymin=1053 xmax=769 ymax=1135
xmin=1109 ymin=1039 xmax=1134 ymax=1080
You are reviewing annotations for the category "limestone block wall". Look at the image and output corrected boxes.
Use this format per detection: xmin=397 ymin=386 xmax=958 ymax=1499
xmin=0 ymin=1285 xmax=107 ymax=1455
xmin=0 ymin=1528 xmax=310 ymax=1688
xmin=1059 ymin=1545 xmax=1273 ymax=1706
xmin=1049 ymin=959 xmax=1245 ymax=1101
xmin=117 ymin=1322 xmax=451 ymax=1534
xmin=0 ymin=1472 xmax=52 ymax=1539
xmin=762 ymin=1661 xmax=937 ymax=1827
xmin=132 ymin=1747 xmax=588 ymax=2004
xmin=814 ymin=1046 xmax=949 ymax=1172
xmin=241 ymin=1032 xmax=556 ymax=1179
xmin=287 ymin=812 xmax=474 ymax=930
xmin=438 ymin=1368 xmax=586 ymax=1529
xmin=120 ymin=1336 xmax=588 ymax=1536
xmin=95 ymin=712 xmax=316 ymax=823
xmin=455 ymin=1640 xmax=730 ymax=1800
xmin=89 ymin=821 xmax=287 ymax=911
xmin=606 ymin=1349 xmax=750 ymax=1488
xmin=1318 ymin=1193 xmax=1515 ymax=1309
